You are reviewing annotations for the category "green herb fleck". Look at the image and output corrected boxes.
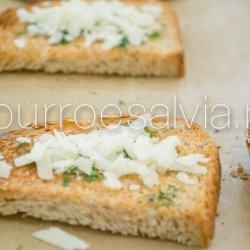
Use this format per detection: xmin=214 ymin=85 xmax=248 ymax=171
xmin=62 ymin=164 xmax=104 ymax=187
xmin=148 ymin=32 xmax=160 ymax=39
xmin=144 ymin=127 xmax=158 ymax=138
xmin=63 ymin=165 xmax=79 ymax=187
xmin=148 ymin=185 xmax=181 ymax=207
xmin=83 ymin=166 xmax=104 ymax=183
xmin=15 ymin=143 xmax=29 ymax=154
xmin=122 ymin=148 xmax=131 ymax=159
xmin=120 ymin=121 xmax=130 ymax=127
xmin=119 ymin=36 xmax=129 ymax=48
xmin=59 ymin=30 xmax=70 ymax=45
xmin=63 ymin=175 xmax=70 ymax=187
xmin=118 ymin=100 xmax=125 ymax=106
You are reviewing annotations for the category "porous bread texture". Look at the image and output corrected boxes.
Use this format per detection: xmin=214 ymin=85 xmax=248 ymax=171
xmin=0 ymin=117 xmax=221 ymax=246
xmin=0 ymin=0 xmax=184 ymax=76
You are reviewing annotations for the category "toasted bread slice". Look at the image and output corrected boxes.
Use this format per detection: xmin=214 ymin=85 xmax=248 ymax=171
xmin=0 ymin=116 xmax=220 ymax=246
xmin=0 ymin=0 xmax=184 ymax=76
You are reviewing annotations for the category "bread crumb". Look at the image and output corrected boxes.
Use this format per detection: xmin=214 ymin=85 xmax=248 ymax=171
xmin=229 ymin=163 xmax=249 ymax=181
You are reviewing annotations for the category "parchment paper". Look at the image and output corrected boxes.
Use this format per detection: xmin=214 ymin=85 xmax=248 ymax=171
xmin=0 ymin=0 xmax=249 ymax=249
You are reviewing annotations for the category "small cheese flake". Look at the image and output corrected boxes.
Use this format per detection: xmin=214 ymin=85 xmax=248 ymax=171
xmin=0 ymin=154 xmax=4 ymax=160
xmin=32 ymin=227 xmax=89 ymax=250
xmin=13 ymin=38 xmax=26 ymax=48
xmin=16 ymin=136 xmax=31 ymax=144
xmin=129 ymin=184 xmax=141 ymax=190
xmin=103 ymin=172 xmax=122 ymax=189
xmin=0 ymin=160 xmax=13 ymax=179
xmin=176 ymin=172 xmax=197 ymax=185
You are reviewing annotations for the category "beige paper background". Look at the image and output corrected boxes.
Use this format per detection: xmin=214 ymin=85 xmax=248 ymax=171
xmin=0 ymin=0 xmax=250 ymax=249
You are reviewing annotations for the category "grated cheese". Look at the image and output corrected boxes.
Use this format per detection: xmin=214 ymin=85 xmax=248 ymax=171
xmin=16 ymin=136 xmax=31 ymax=144
xmin=176 ymin=172 xmax=197 ymax=185
xmin=0 ymin=160 xmax=13 ymax=179
xmin=13 ymin=37 xmax=26 ymax=48
xmin=33 ymin=227 xmax=89 ymax=250
xmin=17 ymin=0 xmax=163 ymax=50
xmin=14 ymin=114 xmax=209 ymax=188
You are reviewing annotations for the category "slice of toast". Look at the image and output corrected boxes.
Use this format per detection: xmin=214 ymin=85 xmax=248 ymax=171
xmin=0 ymin=116 xmax=220 ymax=247
xmin=0 ymin=0 xmax=184 ymax=76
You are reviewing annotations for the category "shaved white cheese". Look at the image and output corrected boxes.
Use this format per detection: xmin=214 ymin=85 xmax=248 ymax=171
xmin=0 ymin=154 xmax=4 ymax=160
xmin=130 ymin=113 xmax=152 ymax=129
xmin=74 ymin=158 xmax=93 ymax=175
xmin=103 ymin=172 xmax=122 ymax=189
xmin=176 ymin=172 xmax=197 ymax=185
xmin=129 ymin=184 xmax=141 ymax=190
xmin=38 ymin=134 xmax=54 ymax=143
xmin=14 ymin=114 xmax=209 ymax=188
xmin=16 ymin=136 xmax=31 ymax=144
xmin=36 ymin=151 xmax=54 ymax=180
xmin=0 ymin=160 xmax=13 ymax=179
xmin=13 ymin=37 xmax=26 ymax=48
xmin=33 ymin=227 xmax=89 ymax=250
xmin=17 ymin=0 xmax=163 ymax=50
xmin=170 ymin=154 xmax=208 ymax=175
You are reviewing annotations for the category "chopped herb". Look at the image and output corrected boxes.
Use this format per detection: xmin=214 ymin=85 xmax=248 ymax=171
xmin=63 ymin=165 xmax=79 ymax=187
xmin=122 ymin=148 xmax=131 ymax=159
xmin=63 ymin=174 xmax=70 ymax=187
xmin=18 ymin=27 xmax=27 ymax=36
xmin=120 ymin=121 xmax=130 ymax=127
xmin=65 ymin=165 xmax=79 ymax=174
xmin=23 ymin=148 xmax=31 ymax=154
xmin=59 ymin=37 xmax=69 ymax=45
xmin=62 ymin=164 xmax=104 ymax=186
xmin=89 ymin=91 xmax=97 ymax=95
xmin=15 ymin=143 xmax=29 ymax=154
xmin=148 ymin=32 xmax=160 ymax=39
xmin=119 ymin=36 xmax=129 ymax=48
xmin=83 ymin=166 xmax=104 ymax=183
xmin=118 ymin=100 xmax=125 ymax=106
xmin=148 ymin=185 xmax=181 ymax=207
xmin=144 ymin=127 xmax=158 ymax=138
xmin=16 ymin=245 xmax=23 ymax=250
xmin=59 ymin=30 xmax=69 ymax=45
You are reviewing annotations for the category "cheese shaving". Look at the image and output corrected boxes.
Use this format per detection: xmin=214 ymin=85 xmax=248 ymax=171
xmin=17 ymin=0 xmax=163 ymax=50
xmin=16 ymin=136 xmax=31 ymax=144
xmin=176 ymin=172 xmax=197 ymax=185
xmin=13 ymin=38 xmax=26 ymax=48
xmin=0 ymin=160 xmax=13 ymax=179
xmin=33 ymin=227 xmax=89 ymax=250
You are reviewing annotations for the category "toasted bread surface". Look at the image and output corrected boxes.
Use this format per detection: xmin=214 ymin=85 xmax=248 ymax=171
xmin=0 ymin=116 xmax=220 ymax=246
xmin=0 ymin=0 xmax=184 ymax=76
